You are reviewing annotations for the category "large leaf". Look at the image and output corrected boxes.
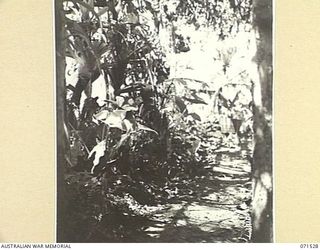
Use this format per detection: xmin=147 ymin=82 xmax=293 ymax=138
xmin=104 ymin=110 xmax=126 ymax=129
xmin=94 ymin=110 xmax=127 ymax=130
xmin=121 ymin=104 xmax=138 ymax=112
xmin=88 ymin=139 xmax=106 ymax=173
xmin=94 ymin=110 xmax=109 ymax=121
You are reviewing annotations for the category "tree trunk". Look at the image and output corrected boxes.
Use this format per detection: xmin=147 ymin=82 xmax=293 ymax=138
xmin=251 ymin=0 xmax=273 ymax=243
xmin=55 ymin=0 xmax=67 ymax=242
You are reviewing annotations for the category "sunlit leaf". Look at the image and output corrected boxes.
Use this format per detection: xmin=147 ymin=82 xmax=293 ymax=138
xmin=94 ymin=110 xmax=109 ymax=121
xmin=97 ymin=7 xmax=109 ymax=16
xmin=88 ymin=139 xmax=106 ymax=173
xmin=137 ymin=123 xmax=158 ymax=135
xmin=94 ymin=110 xmax=127 ymax=130
xmin=122 ymin=104 xmax=138 ymax=112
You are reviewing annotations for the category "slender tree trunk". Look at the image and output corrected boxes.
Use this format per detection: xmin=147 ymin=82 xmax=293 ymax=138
xmin=55 ymin=0 xmax=67 ymax=242
xmin=251 ymin=0 xmax=273 ymax=242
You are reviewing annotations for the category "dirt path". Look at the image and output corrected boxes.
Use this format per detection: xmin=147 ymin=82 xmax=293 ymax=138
xmin=125 ymin=139 xmax=253 ymax=243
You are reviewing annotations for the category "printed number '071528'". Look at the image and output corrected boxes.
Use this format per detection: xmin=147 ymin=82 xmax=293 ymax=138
xmin=300 ymin=244 xmax=319 ymax=248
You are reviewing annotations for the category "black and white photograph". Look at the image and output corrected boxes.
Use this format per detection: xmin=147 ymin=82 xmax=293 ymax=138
xmin=55 ymin=0 xmax=273 ymax=243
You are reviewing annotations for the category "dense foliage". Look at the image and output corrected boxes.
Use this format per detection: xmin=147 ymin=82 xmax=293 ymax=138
xmin=58 ymin=0 xmax=254 ymax=242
